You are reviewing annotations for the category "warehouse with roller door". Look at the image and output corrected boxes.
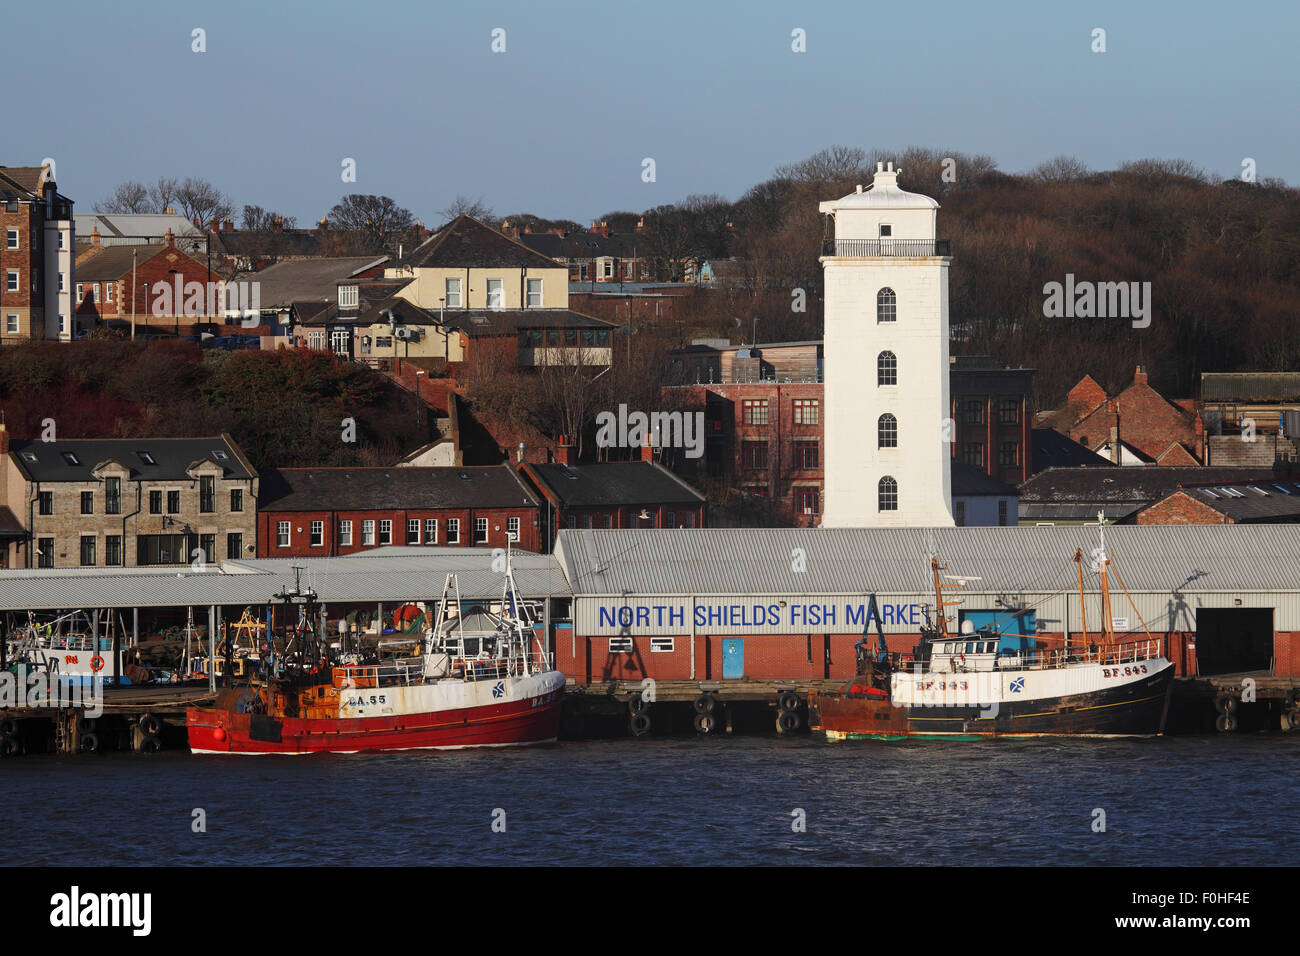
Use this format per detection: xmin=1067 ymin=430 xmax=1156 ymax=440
xmin=551 ymin=525 xmax=1300 ymax=685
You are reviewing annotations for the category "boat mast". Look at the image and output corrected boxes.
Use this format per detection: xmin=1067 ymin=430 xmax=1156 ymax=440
xmin=1096 ymin=512 xmax=1114 ymax=644
xmin=1073 ymin=547 xmax=1088 ymax=656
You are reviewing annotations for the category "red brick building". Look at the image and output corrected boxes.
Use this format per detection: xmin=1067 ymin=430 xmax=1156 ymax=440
xmin=74 ymin=231 xmax=225 ymax=331
xmin=1044 ymin=366 xmax=1205 ymax=465
xmin=1135 ymin=477 xmax=1300 ymax=525
xmin=256 ymin=465 xmax=543 ymax=556
xmin=520 ymin=442 xmax=707 ymax=549
xmin=1 ymin=164 xmax=75 ymax=342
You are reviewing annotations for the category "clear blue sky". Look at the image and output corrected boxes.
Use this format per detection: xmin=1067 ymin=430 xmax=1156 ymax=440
xmin=15 ymin=0 xmax=1298 ymax=225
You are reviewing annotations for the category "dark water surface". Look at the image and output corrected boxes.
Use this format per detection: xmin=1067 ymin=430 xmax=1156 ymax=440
xmin=3 ymin=735 xmax=1295 ymax=866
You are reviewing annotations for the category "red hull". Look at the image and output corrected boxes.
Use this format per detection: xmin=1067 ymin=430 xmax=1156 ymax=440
xmin=187 ymin=695 xmax=561 ymax=754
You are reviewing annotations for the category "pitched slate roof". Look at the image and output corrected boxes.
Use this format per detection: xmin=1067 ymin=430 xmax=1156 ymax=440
xmin=523 ymin=461 xmax=705 ymax=508
xmin=1156 ymin=483 xmax=1300 ymax=522
xmin=9 ymin=435 xmax=256 ymax=482
xmin=445 ymin=309 xmax=616 ymax=337
xmin=399 ymin=216 xmax=561 ymax=270
xmin=1031 ymin=428 xmax=1115 ymax=472
xmin=519 ymin=231 xmax=647 ymax=260
xmin=0 ymin=166 xmax=44 ymax=198
xmin=247 ymin=256 xmax=388 ymax=308
xmin=74 ymin=213 xmax=203 ymax=246
xmin=257 ymin=465 xmax=539 ymax=511
xmin=74 ymin=243 xmax=222 ymax=282
xmin=1018 ymin=466 xmax=1278 ymax=521
xmin=950 ymin=460 xmax=1018 ymax=497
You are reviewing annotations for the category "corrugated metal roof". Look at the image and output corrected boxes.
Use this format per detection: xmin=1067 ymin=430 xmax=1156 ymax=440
xmin=1202 ymin=372 xmax=1300 ymax=402
xmin=0 ymin=548 xmax=570 ymax=611
xmin=554 ymin=526 xmax=1300 ymax=598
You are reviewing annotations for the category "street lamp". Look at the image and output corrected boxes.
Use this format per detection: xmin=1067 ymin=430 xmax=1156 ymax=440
xmin=168 ymin=269 xmax=181 ymax=337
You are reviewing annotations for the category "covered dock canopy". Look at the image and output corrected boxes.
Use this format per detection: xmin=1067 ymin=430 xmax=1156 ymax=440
xmin=0 ymin=547 xmax=572 ymax=612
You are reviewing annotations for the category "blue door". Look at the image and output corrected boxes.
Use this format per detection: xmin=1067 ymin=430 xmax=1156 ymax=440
xmin=722 ymin=639 xmax=744 ymax=679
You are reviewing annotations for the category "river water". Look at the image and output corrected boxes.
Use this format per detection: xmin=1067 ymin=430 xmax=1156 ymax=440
xmin=3 ymin=735 xmax=1294 ymax=866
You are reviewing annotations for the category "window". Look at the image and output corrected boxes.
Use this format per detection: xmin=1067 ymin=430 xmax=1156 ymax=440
xmin=199 ymin=475 xmax=215 ymax=512
xmin=444 ymin=277 xmax=462 ymax=308
xmin=137 ymin=450 xmax=156 ymax=466
xmin=526 ymin=278 xmax=542 ymax=307
xmin=38 ymin=491 xmax=52 ymax=515
xmin=963 ymin=442 xmax=984 ymax=467
xmin=309 ymin=520 xmax=324 ymax=546
xmin=58 ymin=273 xmax=65 ymax=293
xmin=507 ymin=516 xmax=520 ymax=541
xmin=5 ymin=271 xmax=17 ymax=293
xmin=567 ymin=515 xmax=577 ymax=529
xmin=793 ymin=440 xmax=819 ymax=469
xmin=878 ymin=476 xmax=898 ymax=511
xmin=878 ymin=351 xmax=897 ymax=386
xmin=601 ymin=514 xmax=612 ymax=529
xmin=625 ymin=261 xmax=634 ymax=278
xmin=37 ymin=537 xmax=54 ymax=568
xmin=103 ymin=477 xmax=121 ymax=515
xmin=964 ymin=399 xmax=985 ymax=425
xmin=608 ymin=637 xmax=633 ymax=653
xmin=742 ymin=440 xmax=769 ymax=470
xmin=337 ymin=520 xmax=352 ymax=546
xmin=375 ymin=336 xmax=393 ymax=349
xmin=998 ymin=499 xmax=1009 ymax=526
xmin=447 ymin=518 xmax=460 ymax=544
xmin=92 ymin=283 xmax=100 ymax=304
xmin=149 ymin=490 xmax=162 ymax=514
xmin=338 ymin=285 xmax=359 ymax=309
xmin=230 ymin=488 xmax=243 ymax=512
xmin=106 ymin=535 xmax=122 ymax=566
xmin=474 ymin=517 xmax=488 ymax=543
xmin=80 ymin=535 xmax=96 ymax=567
xmin=955 ymin=501 xmax=966 ymax=526
xmin=167 ymin=490 xmax=180 ymax=514
xmin=226 ymin=533 xmax=242 ymax=559
xmin=878 ymin=413 xmax=898 ymax=448
xmin=879 ymin=224 xmax=892 ymax=237
xmin=999 ymin=441 xmax=1020 ymax=467
xmin=425 ymin=518 xmax=437 ymax=544
xmin=650 ymin=637 xmax=675 ymax=653
xmin=486 ymin=278 xmax=504 ymax=309
xmin=5 ymin=315 xmax=16 ymax=333
xmin=601 ymin=259 xmax=613 ymax=279
xmin=998 ymin=398 xmax=1020 ymax=425
xmin=362 ymin=520 xmax=375 ymax=545
xmin=76 ymin=283 xmax=84 ymax=300
xmin=665 ymin=511 xmax=676 ymax=528
xmin=276 ymin=521 xmax=290 ymax=547
xmin=80 ymin=491 xmax=93 ymax=514
xmin=742 ymin=399 xmax=769 ymax=425
xmin=4 ymin=229 xmax=16 ymax=250
xmin=58 ymin=231 xmax=65 ymax=250
xmin=105 ymin=283 xmax=113 ymax=302
xmin=793 ymin=399 xmax=819 ymax=425
xmin=200 ymin=534 xmax=215 ymax=564
xmin=795 ymin=487 xmax=820 ymax=515
xmin=877 ymin=287 xmax=896 ymax=323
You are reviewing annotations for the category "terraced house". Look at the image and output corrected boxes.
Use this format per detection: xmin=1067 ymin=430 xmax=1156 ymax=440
xmin=0 ymin=430 xmax=258 ymax=568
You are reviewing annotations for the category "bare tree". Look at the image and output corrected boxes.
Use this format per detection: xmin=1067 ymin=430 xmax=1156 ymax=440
xmin=436 ymin=195 xmax=494 ymax=223
xmin=535 ymin=347 xmax=609 ymax=459
xmin=327 ymin=194 xmax=415 ymax=254
xmin=147 ymin=177 xmax=181 ymax=215
xmin=240 ymin=204 xmax=299 ymax=231
xmin=94 ymin=181 xmax=151 ymax=214
xmin=1030 ymin=155 xmax=1091 ymax=183
xmin=175 ymin=176 xmax=234 ymax=227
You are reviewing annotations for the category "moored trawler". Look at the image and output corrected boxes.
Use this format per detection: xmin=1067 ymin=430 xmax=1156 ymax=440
xmin=187 ymin=547 xmax=564 ymax=754
xmin=809 ymin=522 xmax=1174 ymax=740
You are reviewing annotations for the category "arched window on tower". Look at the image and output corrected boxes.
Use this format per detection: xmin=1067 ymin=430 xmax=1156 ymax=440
xmin=878 ymin=413 xmax=898 ymax=448
xmin=877 ymin=287 xmax=896 ymax=323
xmin=877 ymin=351 xmax=897 ymax=386
xmin=878 ymin=476 xmax=898 ymax=511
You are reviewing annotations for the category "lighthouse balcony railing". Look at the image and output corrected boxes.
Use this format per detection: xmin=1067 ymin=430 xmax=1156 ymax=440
xmin=821 ymin=238 xmax=950 ymax=257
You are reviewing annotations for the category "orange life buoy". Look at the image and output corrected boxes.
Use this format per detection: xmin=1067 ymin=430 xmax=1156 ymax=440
xmin=89 ymin=656 xmax=105 ymax=672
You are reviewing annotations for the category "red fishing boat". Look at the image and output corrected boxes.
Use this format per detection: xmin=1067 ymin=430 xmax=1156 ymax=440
xmin=187 ymin=549 xmax=564 ymax=754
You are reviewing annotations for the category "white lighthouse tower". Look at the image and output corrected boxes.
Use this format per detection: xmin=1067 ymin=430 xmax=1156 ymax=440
xmin=819 ymin=162 xmax=954 ymax=527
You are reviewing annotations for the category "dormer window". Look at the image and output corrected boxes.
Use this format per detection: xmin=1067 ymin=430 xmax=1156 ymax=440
xmin=338 ymin=285 xmax=359 ymax=309
xmin=136 ymin=451 xmax=156 ymax=465
xmin=211 ymin=449 xmax=229 ymax=461
xmin=61 ymin=453 xmax=80 ymax=466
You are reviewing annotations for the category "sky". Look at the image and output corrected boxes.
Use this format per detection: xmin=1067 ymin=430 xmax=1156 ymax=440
xmin=12 ymin=0 xmax=1298 ymax=226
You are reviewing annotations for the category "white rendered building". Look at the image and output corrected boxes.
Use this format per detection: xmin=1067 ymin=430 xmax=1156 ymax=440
xmin=819 ymin=162 xmax=954 ymax=527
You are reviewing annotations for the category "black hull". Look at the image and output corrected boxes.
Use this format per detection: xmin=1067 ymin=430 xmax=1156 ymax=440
xmin=814 ymin=665 xmax=1174 ymax=739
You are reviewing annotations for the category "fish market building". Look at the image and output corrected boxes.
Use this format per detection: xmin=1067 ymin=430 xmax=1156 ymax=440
xmin=552 ymin=525 xmax=1300 ymax=683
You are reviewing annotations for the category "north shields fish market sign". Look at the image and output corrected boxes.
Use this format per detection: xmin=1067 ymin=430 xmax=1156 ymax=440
xmin=576 ymin=597 xmax=928 ymax=636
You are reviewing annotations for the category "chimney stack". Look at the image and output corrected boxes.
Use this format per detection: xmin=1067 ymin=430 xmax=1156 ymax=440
xmin=164 ymin=227 xmax=175 ymax=249
xmin=641 ymin=434 xmax=655 ymax=462
xmin=557 ymin=435 xmax=575 ymax=466
xmin=0 ymin=423 xmax=8 ymax=456
xmin=1134 ymin=365 xmax=1148 ymax=387
xmin=272 ymin=214 xmax=283 ymax=233
xmin=222 ymin=217 xmax=233 ymax=232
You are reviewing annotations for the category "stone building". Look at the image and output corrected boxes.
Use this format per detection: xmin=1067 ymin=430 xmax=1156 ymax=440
xmin=0 ymin=430 xmax=258 ymax=568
